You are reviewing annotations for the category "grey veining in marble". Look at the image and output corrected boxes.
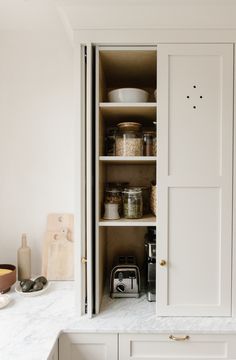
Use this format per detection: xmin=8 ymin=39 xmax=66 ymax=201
xmin=1 ymin=282 xmax=236 ymax=360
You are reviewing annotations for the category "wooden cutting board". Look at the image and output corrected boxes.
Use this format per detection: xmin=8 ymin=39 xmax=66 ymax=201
xmin=42 ymin=214 xmax=74 ymax=280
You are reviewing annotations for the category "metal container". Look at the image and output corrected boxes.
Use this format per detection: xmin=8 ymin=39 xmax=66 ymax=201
xmin=145 ymin=227 xmax=156 ymax=302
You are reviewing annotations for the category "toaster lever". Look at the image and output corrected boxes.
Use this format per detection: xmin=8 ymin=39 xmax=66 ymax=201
xmin=129 ymin=272 xmax=136 ymax=290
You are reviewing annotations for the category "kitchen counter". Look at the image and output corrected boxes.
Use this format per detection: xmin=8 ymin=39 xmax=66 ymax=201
xmin=2 ymin=282 xmax=236 ymax=360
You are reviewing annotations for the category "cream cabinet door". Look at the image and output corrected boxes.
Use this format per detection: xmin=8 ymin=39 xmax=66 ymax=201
xmin=47 ymin=340 xmax=58 ymax=360
xmin=119 ymin=334 xmax=236 ymax=360
xmin=157 ymin=44 xmax=233 ymax=316
xmin=59 ymin=333 xmax=118 ymax=360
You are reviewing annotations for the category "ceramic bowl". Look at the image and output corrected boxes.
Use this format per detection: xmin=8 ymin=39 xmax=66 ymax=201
xmin=15 ymin=281 xmax=50 ymax=297
xmin=0 ymin=264 xmax=16 ymax=294
xmin=0 ymin=294 xmax=11 ymax=309
xmin=108 ymin=88 xmax=149 ymax=103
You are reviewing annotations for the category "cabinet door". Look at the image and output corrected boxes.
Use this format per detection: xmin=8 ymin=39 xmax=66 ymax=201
xmin=157 ymin=44 xmax=233 ymax=316
xmin=59 ymin=333 xmax=118 ymax=360
xmin=119 ymin=334 xmax=236 ymax=360
xmin=75 ymin=43 xmax=95 ymax=317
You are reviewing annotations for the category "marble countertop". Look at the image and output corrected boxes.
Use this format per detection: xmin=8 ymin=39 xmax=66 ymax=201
xmin=2 ymin=282 xmax=236 ymax=360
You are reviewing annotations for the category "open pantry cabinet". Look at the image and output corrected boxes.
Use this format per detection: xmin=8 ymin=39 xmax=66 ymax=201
xmin=77 ymin=43 xmax=234 ymax=318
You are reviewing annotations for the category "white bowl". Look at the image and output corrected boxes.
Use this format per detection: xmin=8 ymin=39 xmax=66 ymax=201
xmin=108 ymin=88 xmax=149 ymax=103
xmin=15 ymin=281 xmax=50 ymax=297
xmin=0 ymin=294 xmax=11 ymax=309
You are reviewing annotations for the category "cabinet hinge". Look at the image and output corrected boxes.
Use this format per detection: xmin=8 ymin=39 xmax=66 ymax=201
xmin=85 ymin=297 xmax=88 ymax=314
xmin=81 ymin=257 xmax=87 ymax=264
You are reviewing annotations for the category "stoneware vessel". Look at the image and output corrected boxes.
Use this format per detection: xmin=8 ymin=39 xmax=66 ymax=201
xmin=108 ymin=88 xmax=149 ymax=102
xmin=0 ymin=264 xmax=16 ymax=294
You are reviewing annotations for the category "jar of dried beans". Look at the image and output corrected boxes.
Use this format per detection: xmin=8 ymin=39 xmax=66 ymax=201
xmin=115 ymin=122 xmax=143 ymax=156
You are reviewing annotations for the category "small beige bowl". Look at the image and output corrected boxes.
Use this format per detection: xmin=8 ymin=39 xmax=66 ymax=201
xmin=0 ymin=264 xmax=16 ymax=294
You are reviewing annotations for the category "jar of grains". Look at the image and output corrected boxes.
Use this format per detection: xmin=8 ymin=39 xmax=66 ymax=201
xmin=116 ymin=122 xmax=143 ymax=156
xmin=105 ymin=127 xmax=117 ymax=156
xmin=123 ymin=188 xmax=143 ymax=219
xmin=143 ymin=131 xmax=156 ymax=156
xmin=104 ymin=188 xmax=122 ymax=216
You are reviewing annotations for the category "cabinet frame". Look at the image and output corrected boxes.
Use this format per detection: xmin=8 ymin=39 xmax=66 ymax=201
xmin=74 ymin=32 xmax=236 ymax=318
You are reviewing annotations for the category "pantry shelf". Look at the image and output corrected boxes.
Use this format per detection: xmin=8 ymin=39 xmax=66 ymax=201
xmin=99 ymin=214 xmax=156 ymax=227
xmin=100 ymin=103 xmax=157 ymax=122
xmin=100 ymin=102 xmax=156 ymax=107
xmin=99 ymin=156 xmax=156 ymax=164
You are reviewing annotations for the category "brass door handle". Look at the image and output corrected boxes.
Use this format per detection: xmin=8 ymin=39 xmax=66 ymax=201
xmin=159 ymin=259 xmax=166 ymax=266
xmin=169 ymin=335 xmax=190 ymax=341
xmin=81 ymin=257 xmax=87 ymax=264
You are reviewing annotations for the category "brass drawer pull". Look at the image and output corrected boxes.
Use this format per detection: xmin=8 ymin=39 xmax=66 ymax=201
xmin=169 ymin=335 xmax=190 ymax=341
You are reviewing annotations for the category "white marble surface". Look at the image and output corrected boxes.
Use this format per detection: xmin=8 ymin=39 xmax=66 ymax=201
xmin=2 ymin=282 xmax=236 ymax=360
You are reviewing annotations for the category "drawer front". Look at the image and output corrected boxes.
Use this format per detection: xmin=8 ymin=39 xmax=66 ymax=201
xmin=119 ymin=334 xmax=236 ymax=360
xmin=59 ymin=333 xmax=118 ymax=360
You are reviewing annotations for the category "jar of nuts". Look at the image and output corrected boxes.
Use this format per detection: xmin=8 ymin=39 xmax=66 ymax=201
xmin=116 ymin=122 xmax=143 ymax=156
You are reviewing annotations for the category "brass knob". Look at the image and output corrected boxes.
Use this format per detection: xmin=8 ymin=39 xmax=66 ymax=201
xmin=160 ymin=259 xmax=166 ymax=266
xmin=81 ymin=257 xmax=87 ymax=264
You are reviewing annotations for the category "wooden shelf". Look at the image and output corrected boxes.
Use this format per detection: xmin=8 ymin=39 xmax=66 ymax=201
xmin=100 ymin=103 xmax=156 ymax=122
xmin=99 ymin=214 xmax=156 ymax=227
xmin=99 ymin=156 xmax=156 ymax=164
xmin=100 ymin=102 xmax=156 ymax=107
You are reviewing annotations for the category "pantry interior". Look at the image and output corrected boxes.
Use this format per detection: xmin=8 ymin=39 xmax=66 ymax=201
xmin=92 ymin=46 xmax=157 ymax=314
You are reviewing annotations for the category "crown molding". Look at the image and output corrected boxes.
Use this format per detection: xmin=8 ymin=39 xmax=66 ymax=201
xmin=56 ymin=1 xmax=236 ymax=32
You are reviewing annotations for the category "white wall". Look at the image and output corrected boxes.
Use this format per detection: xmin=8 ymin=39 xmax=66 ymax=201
xmin=0 ymin=2 xmax=74 ymax=274
xmin=59 ymin=0 xmax=236 ymax=30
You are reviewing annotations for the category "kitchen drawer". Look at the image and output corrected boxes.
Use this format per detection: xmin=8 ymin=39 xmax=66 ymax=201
xmin=59 ymin=333 xmax=118 ymax=360
xmin=119 ymin=333 xmax=236 ymax=360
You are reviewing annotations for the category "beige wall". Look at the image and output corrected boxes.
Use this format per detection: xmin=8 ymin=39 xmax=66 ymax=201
xmin=0 ymin=2 xmax=74 ymax=274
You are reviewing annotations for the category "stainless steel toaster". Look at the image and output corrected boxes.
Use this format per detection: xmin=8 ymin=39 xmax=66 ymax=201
xmin=110 ymin=256 xmax=140 ymax=298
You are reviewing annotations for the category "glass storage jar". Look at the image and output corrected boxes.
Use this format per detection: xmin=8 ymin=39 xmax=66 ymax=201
xmin=123 ymin=187 xmax=143 ymax=219
xmin=105 ymin=127 xmax=117 ymax=156
xmin=105 ymin=182 xmax=129 ymax=192
xmin=115 ymin=122 xmax=143 ymax=156
xmin=141 ymin=186 xmax=150 ymax=214
xmin=143 ymin=131 xmax=156 ymax=156
xmin=104 ymin=188 xmax=122 ymax=216
xmin=153 ymin=137 xmax=157 ymax=156
xmin=129 ymin=186 xmax=150 ymax=215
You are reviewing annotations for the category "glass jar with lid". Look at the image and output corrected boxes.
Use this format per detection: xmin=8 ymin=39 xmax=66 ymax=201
xmin=123 ymin=187 xmax=143 ymax=219
xmin=143 ymin=131 xmax=156 ymax=156
xmin=105 ymin=127 xmax=117 ymax=156
xmin=115 ymin=122 xmax=143 ymax=156
xmin=104 ymin=188 xmax=122 ymax=216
